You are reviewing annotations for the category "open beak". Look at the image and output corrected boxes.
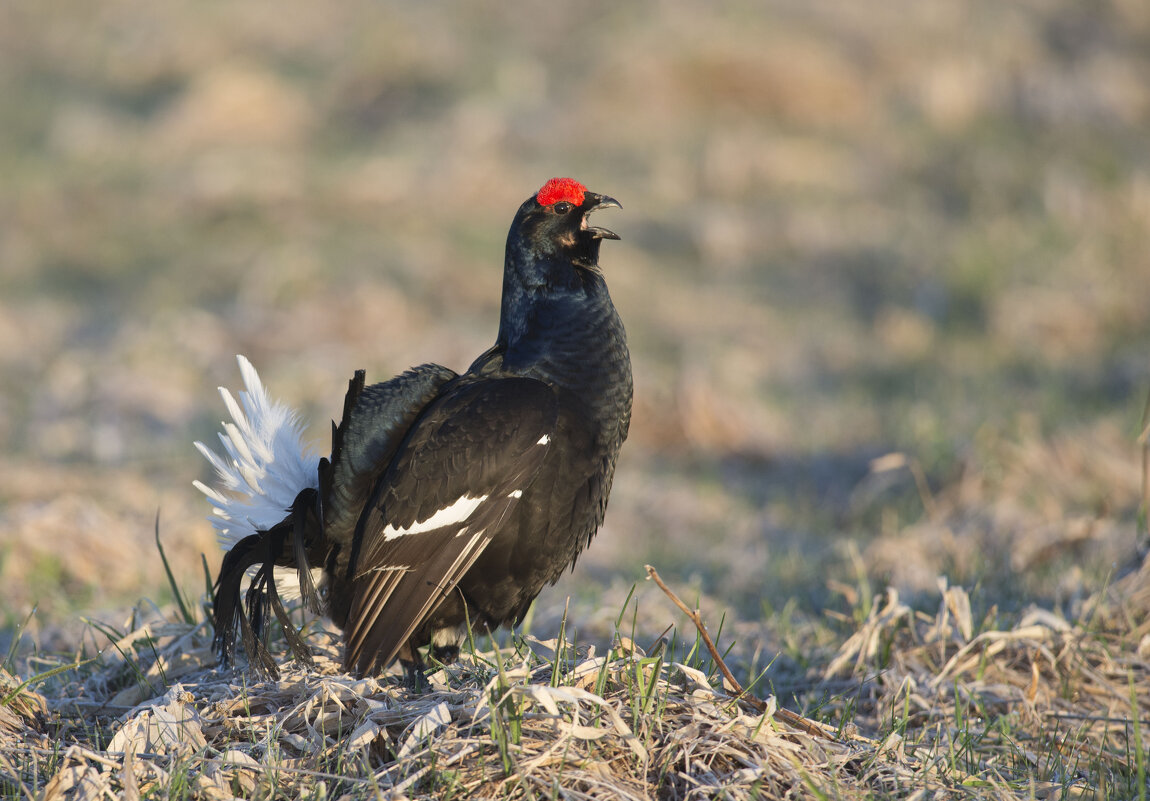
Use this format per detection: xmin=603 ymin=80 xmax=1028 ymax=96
xmin=582 ymin=194 xmax=622 ymax=240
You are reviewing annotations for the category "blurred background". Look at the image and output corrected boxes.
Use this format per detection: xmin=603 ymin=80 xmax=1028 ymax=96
xmin=2 ymin=0 xmax=1149 ymax=655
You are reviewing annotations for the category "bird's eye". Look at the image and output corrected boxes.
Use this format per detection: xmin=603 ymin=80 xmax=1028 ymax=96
xmin=552 ymin=201 xmax=574 ymax=214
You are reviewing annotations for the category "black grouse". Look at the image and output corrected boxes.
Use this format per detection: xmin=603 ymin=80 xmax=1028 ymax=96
xmin=196 ymin=177 xmax=632 ymax=677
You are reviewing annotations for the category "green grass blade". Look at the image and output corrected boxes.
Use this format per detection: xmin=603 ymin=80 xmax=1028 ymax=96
xmin=1 ymin=657 xmax=94 ymax=709
xmin=3 ymin=606 xmax=36 ymax=673
xmin=154 ymin=510 xmax=194 ymax=624
xmin=1133 ymin=671 xmax=1146 ymax=801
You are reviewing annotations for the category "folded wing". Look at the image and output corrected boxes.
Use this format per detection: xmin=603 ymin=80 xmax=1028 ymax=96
xmin=343 ymin=376 xmax=558 ymax=675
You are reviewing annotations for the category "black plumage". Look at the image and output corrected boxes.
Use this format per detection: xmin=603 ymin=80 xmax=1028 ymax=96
xmin=208 ymin=178 xmax=632 ymax=677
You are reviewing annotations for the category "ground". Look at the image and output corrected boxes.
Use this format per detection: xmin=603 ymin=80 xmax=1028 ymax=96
xmin=1 ymin=1 xmax=1149 ymax=798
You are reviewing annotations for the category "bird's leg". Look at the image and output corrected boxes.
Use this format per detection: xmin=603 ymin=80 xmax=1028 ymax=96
xmin=430 ymin=643 xmax=460 ymax=665
xmin=397 ymin=640 xmax=428 ymax=691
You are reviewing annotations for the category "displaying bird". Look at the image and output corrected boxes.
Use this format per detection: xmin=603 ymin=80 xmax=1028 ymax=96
xmin=195 ymin=177 xmax=632 ymax=679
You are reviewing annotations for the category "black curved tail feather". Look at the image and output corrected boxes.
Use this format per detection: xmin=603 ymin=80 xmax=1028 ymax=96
xmin=211 ymin=488 xmax=323 ymax=678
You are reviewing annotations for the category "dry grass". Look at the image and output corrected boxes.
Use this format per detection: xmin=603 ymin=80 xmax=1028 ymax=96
xmin=2 ymin=0 xmax=1150 ymax=798
xmin=2 ymin=558 xmax=1147 ymax=800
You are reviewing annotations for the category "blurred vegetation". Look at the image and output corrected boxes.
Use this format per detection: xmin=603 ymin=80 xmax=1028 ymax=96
xmin=1 ymin=0 xmax=1148 ymax=648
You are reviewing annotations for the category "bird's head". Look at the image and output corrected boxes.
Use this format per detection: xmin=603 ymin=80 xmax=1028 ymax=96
xmin=505 ymin=177 xmax=621 ymax=285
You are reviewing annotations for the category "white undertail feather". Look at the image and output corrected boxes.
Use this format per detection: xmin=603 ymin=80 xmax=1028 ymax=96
xmin=193 ymin=355 xmax=319 ymax=552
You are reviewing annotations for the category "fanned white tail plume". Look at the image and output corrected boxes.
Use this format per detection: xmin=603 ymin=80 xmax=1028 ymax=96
xmin=194 ymin=355 xmax=319 ymax=549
